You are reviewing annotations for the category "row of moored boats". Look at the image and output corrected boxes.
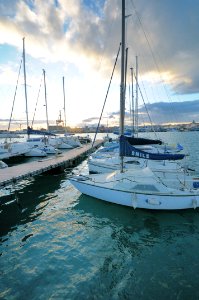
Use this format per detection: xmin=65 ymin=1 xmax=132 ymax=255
xmin=0 ymin=134 xmax=91 ymax=168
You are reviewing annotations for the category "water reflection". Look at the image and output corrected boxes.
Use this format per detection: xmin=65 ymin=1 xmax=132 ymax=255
xmin=72 ymin=194 xmax=199 ymax=299
xmin=1 ymin=166 xmax=199 ymax=299
xmin=0 ymin=173 xmax=65 ymax=238
xmin=74 ymin=194 xmax=199 ymax=245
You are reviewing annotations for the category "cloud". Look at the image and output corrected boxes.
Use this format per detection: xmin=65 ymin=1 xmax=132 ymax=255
xmin=0 ymin=0 xmax=199 ymax=128
xmin=108 ymin=100 xmax=199 ymax=125
xmin=129 ymin=0 xmax=199 ymax=94
xmin=0 ymin=0 xmax=117 ymax=67
xmin=138 ymin=100 xmax=199 ymax=124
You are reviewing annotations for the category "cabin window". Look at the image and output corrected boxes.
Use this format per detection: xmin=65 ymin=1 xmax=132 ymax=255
xmin=133 ymin=184 xmax=159 ymax=192
xmin=125 ymin=161 xmax=140 ymax=165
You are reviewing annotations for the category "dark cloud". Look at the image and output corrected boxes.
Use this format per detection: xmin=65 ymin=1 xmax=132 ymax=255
xmin=108 ymin=100 xmax=199 ymax=125
xmin=82 ymin=114 xmax=117 ymax=125
xmin=138 ymin=99 xmax=199 ymax=124
xmin=82 ymin=117 xmax=99 ymax=123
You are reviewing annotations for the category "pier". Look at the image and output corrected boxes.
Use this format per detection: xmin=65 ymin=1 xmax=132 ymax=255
xmin=0 ymin=140 xmax=103 ymax=188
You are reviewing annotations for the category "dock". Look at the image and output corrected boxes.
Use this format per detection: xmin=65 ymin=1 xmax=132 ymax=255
xmin=0 ymin=140 xmax=103 ymax=188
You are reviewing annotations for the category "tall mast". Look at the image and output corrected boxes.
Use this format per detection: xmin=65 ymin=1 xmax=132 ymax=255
xmin=120 ymin=0 xmax=125 ymax=172
xmin=62 ymin=76 xmax=67 ymax=131
xmin=135 ymin=55 xmax=138 ymax=136
xmin=130 ymin=67 xmax=134 ymax=134
xmin=124 ymin=47 xmax=128 ymax=100
xmin=43 ymin=69 xmax=49 ymax=131
xmin=22 ymin=37 xmax=29 ymax=130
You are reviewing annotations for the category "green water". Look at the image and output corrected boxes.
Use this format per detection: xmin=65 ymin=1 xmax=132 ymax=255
xmin=1 ymin=132 xmax=199 ymax=299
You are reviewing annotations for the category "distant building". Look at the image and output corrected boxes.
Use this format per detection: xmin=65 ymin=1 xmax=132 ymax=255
xmin=48 ymin=125 xmax=66 ymax=133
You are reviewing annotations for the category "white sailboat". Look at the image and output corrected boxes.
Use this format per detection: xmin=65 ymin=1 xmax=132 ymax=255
xmin=0 ymin=141 xmax=30 ymax=161
xmin=0 ymin=39 xmax=48 ymax=161
xmin=70 ymin=0 xmax=199 ymax=210
xmin=26 ymin=69 xmax=61 ymax=155
xmin=61 ymin=77 xmax=82 ymax=148
xmin=22 ymin=38 xmax=47 ymax=157
xmin=48 ymin=78 xmax=81 ymax=149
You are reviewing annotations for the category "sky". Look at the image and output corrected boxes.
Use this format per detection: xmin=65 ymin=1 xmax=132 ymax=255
xmin=0 ymin=0 xmax=199 ymax=131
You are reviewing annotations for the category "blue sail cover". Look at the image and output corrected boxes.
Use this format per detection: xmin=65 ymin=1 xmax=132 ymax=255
xmin=27 ymin=127 xmax=56 ymax=136
xmin=113 ymin=130 xmax=132 ymax=136
xmin=119 ymin=135 xmax=185 ymax=160
xmin=127 ymin=136 xmax=162 ymax=145
xmin=113 ymin=131 xmax=162 ymax=145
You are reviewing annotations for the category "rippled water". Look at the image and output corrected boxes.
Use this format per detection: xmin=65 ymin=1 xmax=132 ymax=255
xmin=1 ymin=132 xmax=199 ymax=299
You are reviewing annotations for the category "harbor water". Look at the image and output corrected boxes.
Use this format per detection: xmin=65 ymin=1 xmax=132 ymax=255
xmin=1 ymin=132 xmax=199 ymax=299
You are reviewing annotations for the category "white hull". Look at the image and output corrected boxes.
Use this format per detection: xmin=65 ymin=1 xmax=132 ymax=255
xmin=0 ymin=152 xmax=24 ymax=160
xmin=57 ymin=143 xmax=73 ymax=149
xmin=48 ymin=138 xmax=73 ymax=149
xmin=0 ymin=142 xmax=30 ymax=160
xmin=88 ymin=158 xmax=140 ymax=174
xmin=88 ymin=156 xmax=183 ymax=175
xmin=26 ymin=139 xmax=60 ymax=154
xmin=0 ymin=160 xmax=8 ymax=168
xmin=41 ymin=145 xmax=61 ymax=154
xmin=62 ymin=137 xmax=82 ymax=147
xmin=70 ymin=169 xmax=199 ymax=210
xmin=25 ymin=148 xmax=47 ymax=157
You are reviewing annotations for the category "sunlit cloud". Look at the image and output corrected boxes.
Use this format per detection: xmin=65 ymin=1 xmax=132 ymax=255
xmin=0 ymin=0 xmax=199 ymax=129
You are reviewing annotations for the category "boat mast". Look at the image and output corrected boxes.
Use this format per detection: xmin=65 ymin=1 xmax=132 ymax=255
xmin=43 ymin=69 xmax=49 ymax=131
xmin=130 ymin=67 xmax=134 ymax=135
xmin=124 ymin=47 xmax=128 ymax=101
xmin=135 ymin=55 xmax=138 ymax=136
xmin=22 ymin=37 xmax=29 ymax=131
xmin=120 ymin=0 xmax=126 ymax=172
xmin=62 ymin=76 xmax=67 ymax=132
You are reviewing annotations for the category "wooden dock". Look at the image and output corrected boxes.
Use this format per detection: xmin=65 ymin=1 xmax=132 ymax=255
xmin=0 ymin=140 xmax=103 ymax=188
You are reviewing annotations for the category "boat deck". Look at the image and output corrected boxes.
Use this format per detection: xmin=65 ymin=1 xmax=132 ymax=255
xmin=0 ymin=140 xmax=103 ymax=188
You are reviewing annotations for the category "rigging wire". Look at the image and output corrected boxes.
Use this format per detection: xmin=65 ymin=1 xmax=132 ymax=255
xmin=128 ymin=0 xmax=189 ymax=152
xmin=31 ymin=74 xmax=43 ymax=128
xmin=134 ymin=72 xmax=159 ymax=140
xmin=129 ymin=0 xmax=186 ymax=124
xmin=7 ymin=57 xmax=23 ymax=137
xmin=92 ymin=42 xmax=121 ymax=148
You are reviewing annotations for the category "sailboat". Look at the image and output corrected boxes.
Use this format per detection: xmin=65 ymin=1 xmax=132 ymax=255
xmin=26 ymin=69 xmax=61 ymax=155
xmin=0 ymin=40 xmax=47 ymax=164
xmin=70 ymin=0 xmax=199 ymax=210
xmin=88 ymin=134 xmax=185 ymax=174
xmin=87 ymin=49 xmax=186 ymax=174
xmin=61 ymin=76 xmax=82 ymax=148
xmin=20 ymin=38 xmax=47 ymax=157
